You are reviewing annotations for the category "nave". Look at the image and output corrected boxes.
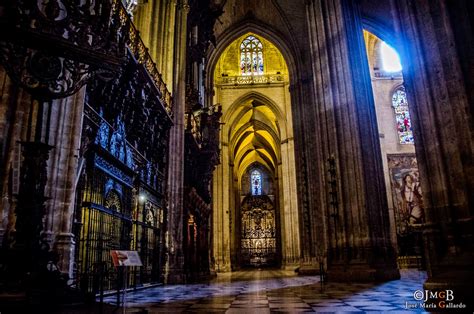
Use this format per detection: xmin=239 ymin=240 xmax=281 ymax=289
xmin=0 ymin=0 xmax=472 ymax=312
xmin=77 ymin=270 xmax=427 ymax=313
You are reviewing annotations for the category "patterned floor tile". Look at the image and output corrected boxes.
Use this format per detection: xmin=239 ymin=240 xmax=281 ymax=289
xmin=268 ymin=303 xmax=312 ymax=308
xmin=98 ymin=269 xmax=428 ymax=313
xmin=312 ymin=306 xmax=363 ymax=312
xmin=226 ymin=309 xmax=271 ymax=314
xmin=345 ymin=301 xmax=392 ymax=306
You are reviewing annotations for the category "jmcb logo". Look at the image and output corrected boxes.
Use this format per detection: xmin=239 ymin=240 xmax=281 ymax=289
xmin=405 ymin=289 xmax=466 ymax=310
xmin=413 ymin=290 xmax=454 ymax=302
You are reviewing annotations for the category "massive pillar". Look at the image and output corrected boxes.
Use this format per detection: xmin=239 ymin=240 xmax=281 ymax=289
xmin=0 ymin=67 xmax=20 ymax=246
xmin=305 ymin=0 xmax=398 ymax=281
xmin=279 ymin=86 xmax=300 ymax=269
xmin=394 ymin=0 xmax=473 ymax=302
xmin=0 ymin=78 xmax=85 ymax=283
xmin=165 ymin=0 xmax=188 ymax=283
xmin=212 ymin=144 xmax=232 ymax=272
xmin=291 ymin=78 xmax=326 ymax=275
xmin=44 ymin=89 xmax=85 ymax=278
xmin=280 ymin=138 xmax=300 ymax=268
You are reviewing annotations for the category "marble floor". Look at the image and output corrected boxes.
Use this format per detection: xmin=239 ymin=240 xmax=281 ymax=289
xmin=99 ymin=269 xmax=428 ymax=313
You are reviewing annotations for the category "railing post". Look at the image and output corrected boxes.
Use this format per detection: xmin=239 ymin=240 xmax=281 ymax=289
xmin=99 ymin=261 xmax=105 ymax=305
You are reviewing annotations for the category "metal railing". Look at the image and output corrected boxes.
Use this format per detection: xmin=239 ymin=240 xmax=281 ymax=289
xmin=115 ymin=0 xmax=173 ymax=115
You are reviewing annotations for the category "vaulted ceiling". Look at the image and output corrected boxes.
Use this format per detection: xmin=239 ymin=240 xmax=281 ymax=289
xmin=229 ymin=99 xmax=280 ymax=181
xmin=213 ymin=31 xmax=289 ymax=186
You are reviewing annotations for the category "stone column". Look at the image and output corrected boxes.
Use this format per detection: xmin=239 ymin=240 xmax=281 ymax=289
xmin=280 ymin=139 xmax=300 ymax=268
xmin=0 ymin=72 xmax=48 ymax=251
xmin=134 ymin=0 xmax=164 ymax=64
xmin=164 ymin=1 xmax=177 ymax=90
xmin=42 ymin=88 xmax=85 ymax=278
xmin=165 ymin=0 xmax=188 ymax=284
xmin=290 ymin=78 xmax=326 ymax=275
xmin=211 ymin=144 xmax=231 ymax=272
xmin=0 ymin=94 xmax=59 ymax=283
xmin=277 ymin=82 xmax=300 ymax=269
xmin=0 ymin=67 xmax=18 ymax=246
xmin=394 ymin=0 xmax=473 ymax=302
xmin=305 ymin=0 xmax=398 ymax=281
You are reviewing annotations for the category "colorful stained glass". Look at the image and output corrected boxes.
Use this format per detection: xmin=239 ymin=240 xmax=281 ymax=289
xmin=251 ymin=170 xmax=262 ymax=195
xmin=392 ymin=87 xmax=414 ymax=144
xmin=240 ymin=35 xmax=264 ymax=75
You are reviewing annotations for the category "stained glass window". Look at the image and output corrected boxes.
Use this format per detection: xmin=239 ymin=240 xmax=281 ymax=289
xmin=251 ymin=170 xmax=262 ymax=195
xmin=392 ymin=87 xmax=414 ymax=144
xmin=240 ymin=35 xmax=264 ymax=75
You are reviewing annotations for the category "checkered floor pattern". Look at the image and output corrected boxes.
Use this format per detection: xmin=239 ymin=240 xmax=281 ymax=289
xmin=101 ymin=269 xmax=428 ymax=313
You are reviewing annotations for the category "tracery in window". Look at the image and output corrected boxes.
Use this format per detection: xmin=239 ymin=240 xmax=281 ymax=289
xmin=251 ymin=170 xmax=262 ymax=195
xmin=392 ymin=87 xmax=414 ymax=144
xmin=240 ymin=35 xmax=264 ymax=75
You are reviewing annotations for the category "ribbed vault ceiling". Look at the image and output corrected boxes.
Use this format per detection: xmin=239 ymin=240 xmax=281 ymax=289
xmin=230 ymin=100 xmax=280 ymax=179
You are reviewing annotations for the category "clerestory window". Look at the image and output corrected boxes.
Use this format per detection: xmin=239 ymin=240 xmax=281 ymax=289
xmin=240 ymin=35 xmax=264 ymax=75
xmin=392 ymin=86 xmax=414 ymax=144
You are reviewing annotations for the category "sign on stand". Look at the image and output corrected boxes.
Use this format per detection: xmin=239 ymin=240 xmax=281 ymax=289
xmin=111 ymin=250 xmax=143 ymax=267
xmin=110 ymin=250 xmax=142 ymax=313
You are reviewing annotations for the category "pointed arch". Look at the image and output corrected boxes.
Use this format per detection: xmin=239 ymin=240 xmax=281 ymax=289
xmin=206 ymin=20 xmax=300 ymax=107
xmin=223 ymin=91 xmax=287 ymax=140
xmin=211 ymin=21 xmax=301 ymax=272
xmin=238 ymin=155 xmax=274 ymax=182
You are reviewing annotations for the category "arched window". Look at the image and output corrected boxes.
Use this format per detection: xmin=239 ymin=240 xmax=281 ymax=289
xmin=251 ymin=170 xmax=262 ymax=195
xmin=240 ymin=35 xmax=264 ymax=75
xmin=392 ymin=86 xmax=414 ymax=144
xmin=380 ymin=41 xmax=402 ymax=73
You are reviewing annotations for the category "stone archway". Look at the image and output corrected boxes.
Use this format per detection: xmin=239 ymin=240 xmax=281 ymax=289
xmin=209 ymin=32 xmax=300 ymax=272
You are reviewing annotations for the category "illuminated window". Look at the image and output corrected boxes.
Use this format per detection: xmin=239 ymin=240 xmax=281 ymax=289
xmin=392 ymin=87 xmax=414 ymax=144
xmin=240 ymin=35 xmax=264 ymax=75
xmin=251 ymin=170 xmax=262 ymax=195
xmin=381 ymin=41 xmax=402 ymax=73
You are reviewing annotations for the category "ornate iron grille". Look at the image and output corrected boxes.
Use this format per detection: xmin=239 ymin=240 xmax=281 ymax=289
xmin=74 ymin=105 xmax=167 ymax=295
xmin=133 ymin=200 xmax=162 ymax=285
xmin=76 ymin=166 xmax=133 ymax=295
xmin=240 ymin=196 xmax=277 ymax=266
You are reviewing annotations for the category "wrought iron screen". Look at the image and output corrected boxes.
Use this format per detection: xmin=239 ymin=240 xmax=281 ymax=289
xmin=133 ymin=201 xmax=162 ymax=285
xmin=76 ymin=166 xmax=133 ymax=294
xmin=74 ymin=105 xmax=166 ymax=295
xmin=240 ymin=196 xmax=277 ymax=266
